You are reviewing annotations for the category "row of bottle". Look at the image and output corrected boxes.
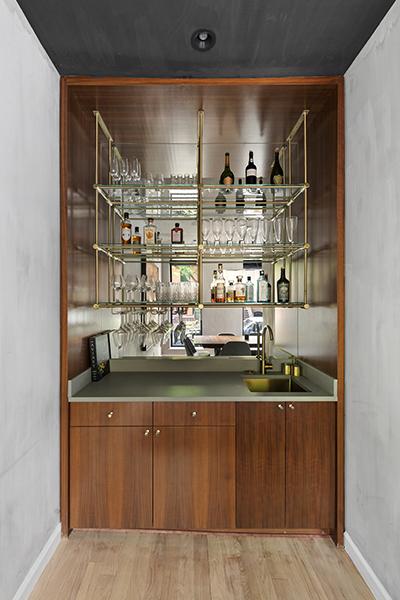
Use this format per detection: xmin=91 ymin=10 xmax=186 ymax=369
xmin=121 ymin=215 xmax=184 ymax=245
xmin=219 ymin=149 xmax=284 ymax=186
xmin=210 ymin=263 xmax=290 ymax=304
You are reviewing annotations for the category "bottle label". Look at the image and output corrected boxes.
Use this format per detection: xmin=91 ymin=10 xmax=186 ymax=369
xmin=258 ymin=281 xmax=268 ymax=302
xmin=216 ymin=283 xmax=225 ymax=301
xmin=273 ymin=175 xmax=283 ymax=185
xmin=121 ymin=227 xmax=131 ymax=242
xmin=246 ymin=168 xmax=257 ymax=178
xmin=145 ymin=229 xmax=155 ymax=244
xmin=222 ymin=176 xmax=234 ymax=185
xmin=278 ymin=283 xmax=289 ymax=302
xmin=172 ymin=230 xmax=182 ymax=243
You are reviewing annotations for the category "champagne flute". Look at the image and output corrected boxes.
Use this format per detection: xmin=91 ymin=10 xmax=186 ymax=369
xmin=236 ymin=218 xmax=247 ymax=245
xmin=224 ymin=218 xmax=234 ymax=252
xmin=273 ymin=216 xmax=285 ymax=243
xmin=286 ymin=216 xmax=298 ymax=243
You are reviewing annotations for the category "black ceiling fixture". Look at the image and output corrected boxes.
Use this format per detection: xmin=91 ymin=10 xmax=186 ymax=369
xmin=191 ymin=29 xmax=216 ymax=52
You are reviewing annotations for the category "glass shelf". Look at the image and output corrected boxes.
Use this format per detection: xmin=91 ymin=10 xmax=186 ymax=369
xmin=201 ymin=302 xmax=307 ymax=309
xmin=94 ymin=301 xmax=308 ymax=309
xmin=95 ymin=242 xmax=199 ymax=262
xmin=201 ymin=243 xmax=307 ymax=262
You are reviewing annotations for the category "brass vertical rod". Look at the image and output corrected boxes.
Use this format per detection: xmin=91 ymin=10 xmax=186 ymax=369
xmin=108 ymin=138 xmax=112 ymax=303
xmin=95 ymin=112 xmax=100 ymax=306
xmin=197 ymin=109 xmax=204 ymax=307
xmin=303 ymin=110 xmax=309 ymax=307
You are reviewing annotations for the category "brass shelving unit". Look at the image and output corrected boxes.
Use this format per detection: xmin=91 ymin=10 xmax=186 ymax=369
xmin=93 ymin=109 xmax=310 ymax=310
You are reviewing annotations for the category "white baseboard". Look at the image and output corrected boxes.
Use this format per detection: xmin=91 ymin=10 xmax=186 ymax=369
xmin=12 ymin=522 xmax=61 ymax=600
xmin=344 ymin=532 xmax=392 ymax=600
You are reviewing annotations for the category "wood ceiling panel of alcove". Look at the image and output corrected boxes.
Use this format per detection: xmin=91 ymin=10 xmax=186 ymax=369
xmin=70 ymin=84 xmax=336 ymax=146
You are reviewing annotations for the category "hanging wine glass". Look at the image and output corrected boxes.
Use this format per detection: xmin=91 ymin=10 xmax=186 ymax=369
xmin=212 ymin=218 xmax=223 ymax=246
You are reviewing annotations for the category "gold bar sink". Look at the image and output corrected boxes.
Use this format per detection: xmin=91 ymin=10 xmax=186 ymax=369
xmin=243 ymin=376 xmax=307 ymax=393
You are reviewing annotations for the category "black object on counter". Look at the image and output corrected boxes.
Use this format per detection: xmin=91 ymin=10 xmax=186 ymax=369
xmin=89 ymin=331 xmax=111 ymax=381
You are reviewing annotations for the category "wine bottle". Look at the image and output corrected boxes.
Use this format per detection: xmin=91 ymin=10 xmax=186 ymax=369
xmin=270 ymin=148 xmax=284 ymax=185
xmin=255 ymin=177 xmax=267 ymax=207
xmin=277 ymin=267 xmax=290 ymax=303
xmin=215 ymin=190 xmax=226 ymax=212
xmin=245 ymin=151 xmax=257 ymax=185
xmin=219 ymin=152 xmax=234 ymax=185
xmin=236 ymin=177 xmax=245 ymax=210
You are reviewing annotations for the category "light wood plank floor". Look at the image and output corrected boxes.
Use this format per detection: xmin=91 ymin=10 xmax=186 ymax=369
xmin=29 ymin=531 xmax=374 ymax=600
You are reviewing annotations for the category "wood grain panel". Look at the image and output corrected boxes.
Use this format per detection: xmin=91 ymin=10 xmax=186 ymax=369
xmin=236 ymin=403 xmax=285 ymax=528
xmin=153 ymin=402 xmax=235 ymax=427
xmin=153 ymin=426 xmax=235 ymax=530
xmin=286 ymin=402 xmax=336 ymax=531
xmin=70 ymin=402 xmax=152 ymax=427
xmin=70 ymin=427 xmax=152 ymax=529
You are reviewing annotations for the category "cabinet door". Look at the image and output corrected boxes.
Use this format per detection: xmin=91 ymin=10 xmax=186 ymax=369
xmin=236 ymin=402 xmax=285 ymax=528
xmin=153 ymin=427 xmax=235 ymax=530
xmin=286 ymin=402 xmax=336 ymax=531
xmin=70 ymin=426 xmax=152 ymax=529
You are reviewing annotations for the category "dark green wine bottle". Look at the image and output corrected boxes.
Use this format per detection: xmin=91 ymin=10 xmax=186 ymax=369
xmin=219 ymin=152 xmax=234 ymax=185
xmin=277 ymin=267 xmax=290 ymax=303
xmin=270 ymin=148 xmax=284 ymax=185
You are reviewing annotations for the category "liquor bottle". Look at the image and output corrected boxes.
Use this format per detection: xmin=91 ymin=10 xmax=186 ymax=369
xmin=277 ymin=267 xmax=290 ymax=303
xmin=255 ymin=177 xmax=267 ymax=207
xmin=257 ymin=270 xmax=271 ymax=303
xmin=270 ymin=148 xmax=284 ymax=185
xmin=226 ymin=281 xmax=235 ymax=303
xmin=131 ymin=226 xmax=141 ymax=254
xmin=215 ymin=263 xmax=226 ymax=303
xmin=210 ymin=270 xmax=218 ymax=303
xmin=245 ymin=151 xmax=257 ymax=185
xmin=235 ymin=276 xmax=246 ymax=302
xmin=219 ymin=152 xmax=235 ymax=185
xmin=171 ymin=222 xmax=183 ymax=244
xmin=215 ymin=190 xmax=227 ymax=212
xmin=121 ymin=212 xmax=132 ymax=245
xmin=236 ymin=178 xmax=245 ymax=210
xmin=143 ymin=217 xmax=156 ymax=245
xmin=156 ymin=231 xmax=162 ymax=244
xmin=245 ymin=276 xmax=254 ymax=302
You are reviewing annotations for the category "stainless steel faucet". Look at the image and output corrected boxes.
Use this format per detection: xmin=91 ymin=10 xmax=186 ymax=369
xmin=257 ymin=325 xmax=274 ymax=374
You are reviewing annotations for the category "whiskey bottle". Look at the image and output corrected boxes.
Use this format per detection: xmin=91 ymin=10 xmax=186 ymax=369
xmin=210 ymin=270 xmax=218 ymax=303
xmin=245 ymin=151 xmax=257 ymax=185
xmin=257 ymin=270 xmax=271 ymax=303
xmin=277 ymin=267 xmax=290 ymax=303
xmin=245 ymin=276 xmax=255 ymax=302
xmin=270 ymin=148 xmax=284 ymax=185
xmin=219 ymin=152 xmax=235 ymax=185
xmin=226 ymin=281 xmax=235 ymax=303
xmin=171 ymin=222 xmax=183 ymax=244
xmin=215 ymin=263 xmax=226 ymax=303
xmin=235 ymin=276 xmax=246 ymax=303
xmin=121 ymin=212 xmax=132 ymax=245
xmin=143 ymin=218 xmax=156 ymax=245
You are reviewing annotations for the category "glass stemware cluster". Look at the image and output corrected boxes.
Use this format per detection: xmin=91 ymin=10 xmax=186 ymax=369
xmin=112 ymin=310 xmax=173 ymax=355
xmin=202 ymin=215 xmax=298 ymax=247
xmin=111 ymin=274 xmax=198 ymax=304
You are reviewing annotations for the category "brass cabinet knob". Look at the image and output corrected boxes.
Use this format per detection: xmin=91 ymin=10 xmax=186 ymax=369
xmin=191 ymin=411 xmax=197 ymax=418
xmin=289 ymin=404 xmax=295 ymax=410
xmin=107 ymin=411 xmax=114 ymax=419
xmin=144 ymin=429 xmax=151 ymax=436
xmin=155 ymin=429 xmax=161 ymax=436
xmin=277 ymin=404 xmax=284 ymax=411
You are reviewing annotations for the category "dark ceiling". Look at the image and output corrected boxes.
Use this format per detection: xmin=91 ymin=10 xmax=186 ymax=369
xmin=17 ymin=0 xmax=395 ymax=77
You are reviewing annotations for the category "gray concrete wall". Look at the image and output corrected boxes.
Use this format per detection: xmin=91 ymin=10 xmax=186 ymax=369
xmin=0 ymin=0 xmax=60 ymax=598
xmin=345 ymin=1 xmax=400 ymax=597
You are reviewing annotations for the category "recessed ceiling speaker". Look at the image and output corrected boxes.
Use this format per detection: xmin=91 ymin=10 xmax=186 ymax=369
xmin=191 ymin=29 xmax=216 ymax=51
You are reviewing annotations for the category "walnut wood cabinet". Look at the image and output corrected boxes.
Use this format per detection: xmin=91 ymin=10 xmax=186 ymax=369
xmin=70 ymin=400 xmax=335 ymax=533
xmin=236 ymin=401 xmax=336 ymax=533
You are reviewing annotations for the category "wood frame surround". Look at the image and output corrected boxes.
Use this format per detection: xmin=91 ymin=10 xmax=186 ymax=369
xmin=60 ymin=76 xmax=345 ymax=544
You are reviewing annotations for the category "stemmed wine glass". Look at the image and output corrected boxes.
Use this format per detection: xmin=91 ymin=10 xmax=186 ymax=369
xmin=236 ymin=218 xmax=247 ymax=246
xmin=286 ymin=216 xmax=298 ymax=243
xmin=111 ymin=274 xmax=125 ymax=303
xmin=263 ymin=218 xmax=272 ymax=244
xmin=273 ymin=216 xmax=285 ymax=243
xmin=224 ymin=218 xmax=234 ymax=252
xmin=247 ymin=218 xmax=259 ymax=244
xmin=202 ymin=219 xmax=211 ymax=245
xmin=212 ymin=218 xmax=223 ymax=247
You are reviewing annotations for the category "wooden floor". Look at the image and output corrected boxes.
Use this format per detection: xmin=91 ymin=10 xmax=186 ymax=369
xmin=30 ymin=531 xmax=374 ymax=600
